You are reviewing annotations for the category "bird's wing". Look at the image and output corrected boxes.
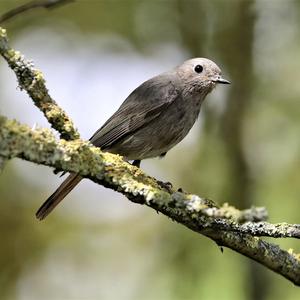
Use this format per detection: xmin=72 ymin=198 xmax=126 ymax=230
xmin=90 ymin=74 xmax=181 ymax=149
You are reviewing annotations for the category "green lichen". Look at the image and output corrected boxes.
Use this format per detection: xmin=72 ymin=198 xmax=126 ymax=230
xmin=0 ymin=27 xmax=79 ymax=141
xmin=288 ymin=249 xmax=300 ymax=261
xmin=185 ymin=194 xmax=210 ymax=212
xmin=2 ymin=115 xmax=300 ymax=285
xmin=0 ymin=27 xmax=6 ymax=37
xmin=0 ymin=27 xmax=8 ymax=51
xmin=99 ymin=153 xmax=171 ymax=206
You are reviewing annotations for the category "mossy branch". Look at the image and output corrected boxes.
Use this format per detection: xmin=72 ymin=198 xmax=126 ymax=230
xmin=1 ymin=27 xmax=300 ymax=286
xmin=0 ymin=27 xmax=79 ymax=140
xmin=1 ymin=115 xmax=300 ymax=285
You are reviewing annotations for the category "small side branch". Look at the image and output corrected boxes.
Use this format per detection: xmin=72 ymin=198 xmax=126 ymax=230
xmin=207 ymin=231 xmax=300 ymax=286
xmin=0 ymin=27 xmax=79 ymax=140
xmin=0 ymin=0 xmax=75 ymax=24
xmin=199 ymin=202 xmax=269 ymax=223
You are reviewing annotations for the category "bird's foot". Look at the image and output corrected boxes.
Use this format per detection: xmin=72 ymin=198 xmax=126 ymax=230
xmin=157 ymin=180 xmax=173 ymax=193
xmin=177 ymin=187 xmax=187 ymax=193
xmin=132 ymin=160 xmax=141 ymax=168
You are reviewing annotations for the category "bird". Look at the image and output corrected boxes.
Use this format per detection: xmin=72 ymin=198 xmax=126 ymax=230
xmin=36 ymin=57 xmax=230 ymax=220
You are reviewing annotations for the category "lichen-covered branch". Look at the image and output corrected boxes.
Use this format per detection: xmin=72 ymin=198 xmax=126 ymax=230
xmin=1 ymin=26 xmax=300 ymax=286
xmin=0 ymin=27 xmax=79 ymax=140
xmin=0 ymin=115 xmax=300 ymax=285
xmin=0 ymin=0 xmax=75 ymax=24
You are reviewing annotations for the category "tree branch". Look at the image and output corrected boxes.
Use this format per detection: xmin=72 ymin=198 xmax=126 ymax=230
xmin=1 ymin=115 xmax=300 ymax=285
xmin=1 ymin=26 xmax=300 ymax=286
xmin=0 ymin=0 xmax=75 ymax=24
xmin=0 ymin=27 xmax=79 ymax=140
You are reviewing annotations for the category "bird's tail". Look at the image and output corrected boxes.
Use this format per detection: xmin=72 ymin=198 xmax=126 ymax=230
xmin=36 ymin=173 xmax=82 ymax=220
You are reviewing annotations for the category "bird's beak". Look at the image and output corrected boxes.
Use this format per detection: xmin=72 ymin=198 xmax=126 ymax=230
xmin=213 ymin=75 xmax=231 ymax=84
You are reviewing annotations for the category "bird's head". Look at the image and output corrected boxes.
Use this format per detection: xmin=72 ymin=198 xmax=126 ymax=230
xmin=176 ymin=58 xmax=230 ymax=96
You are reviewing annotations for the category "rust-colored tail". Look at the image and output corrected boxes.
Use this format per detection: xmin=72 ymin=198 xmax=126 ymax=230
xmin=36 ymin=173 xmax=82 ymax=220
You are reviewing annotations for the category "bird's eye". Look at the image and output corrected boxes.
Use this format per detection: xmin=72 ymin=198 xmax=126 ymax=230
xmin=194 ymin=65 xmax=203 ymax=73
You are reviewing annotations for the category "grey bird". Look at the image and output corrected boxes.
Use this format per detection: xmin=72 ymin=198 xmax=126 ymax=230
xmin=36 ymin=58 xmax=230 ymax=220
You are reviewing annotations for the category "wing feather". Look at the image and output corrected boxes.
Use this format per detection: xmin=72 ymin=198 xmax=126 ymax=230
xmin=90 ymin=73 xmax=180 ymax=149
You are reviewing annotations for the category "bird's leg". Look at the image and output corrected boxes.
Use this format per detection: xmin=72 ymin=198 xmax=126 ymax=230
xmin=157 ymin=152 xmax=173 ymax=191
xmin=159 ymin=152 xmax=167 ymax=158
xmin=132 ymin=160 xmax=141 ymax=168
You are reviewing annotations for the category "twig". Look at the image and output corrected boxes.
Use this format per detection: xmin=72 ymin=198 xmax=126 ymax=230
xmin=0 ymin=27 xmax=79 ymax=140
xmin=200 ymin=202 xmax=269 ymax=223
xmin=0 ymin=0 xmax=75 ymax=24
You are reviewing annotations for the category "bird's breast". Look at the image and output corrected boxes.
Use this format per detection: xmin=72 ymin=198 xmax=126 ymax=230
xmin=108 ymin=96 xmax=202 ymax=160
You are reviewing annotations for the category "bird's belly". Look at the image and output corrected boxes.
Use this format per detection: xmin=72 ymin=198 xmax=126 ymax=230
xmin=109 ymin=102 xmax=201 ymax=160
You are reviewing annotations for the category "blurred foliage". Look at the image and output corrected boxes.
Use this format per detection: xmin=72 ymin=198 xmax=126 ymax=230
xmin=1 ymin=0 xmax=300 ymax=299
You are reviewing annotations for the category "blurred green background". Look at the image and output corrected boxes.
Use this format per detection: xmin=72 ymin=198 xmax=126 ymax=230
xmin=1 ymin=0 xmax=300 ymax=299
